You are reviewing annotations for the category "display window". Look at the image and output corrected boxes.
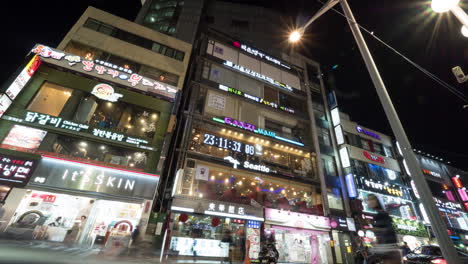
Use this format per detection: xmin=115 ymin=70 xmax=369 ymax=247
xmin=265 ymin=226 xmax=331 ymax=264
xmin=4 ymin=190 xmax=142 ymax=248
xmin=2 ymin=126 xmax=149 ymax=170
xmin=169 ymin=212 xmax=260 ymax=261
xmin=397 ymin=235 xmax=430 ymax=251
xmin=188 ymin=124 xmax=316 ymax=178
xmin=27 ymin=82 xmax=160 ymax=140
xmin=175 ymin=160 xmax=322 ymax=214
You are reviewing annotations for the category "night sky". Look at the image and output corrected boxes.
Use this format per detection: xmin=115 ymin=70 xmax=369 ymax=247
xmin=1 ymin=0 xmax=467 ymax=169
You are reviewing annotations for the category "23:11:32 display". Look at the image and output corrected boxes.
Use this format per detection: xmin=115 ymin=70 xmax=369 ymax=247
xmin=203 ymin=133 xmax=254 ymax=155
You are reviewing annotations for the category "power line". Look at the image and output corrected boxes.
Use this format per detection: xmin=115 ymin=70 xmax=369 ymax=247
xmin=315 ymin=0 xmax=468 ymax=103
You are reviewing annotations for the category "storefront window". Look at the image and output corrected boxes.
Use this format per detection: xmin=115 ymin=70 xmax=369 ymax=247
xmin=360 ymin=139 xmax=371 ymax=151
xmin=188 ymin=125 xmax=315 ymax=178
xmin=27 ymin=82 xmax=73 ymax=116
xmin=169 ymin=213 xmax=252 ymax=261
xmin=176 ymin=160 xmax=322 ymax=214
xmin=37 ymin=132 xmax=149 ymax=170
xmin=5 ymin=190 xmax=142 ymax=247
xmin=26 ymin=84 xmax=160 ymax=140
xmin=265 ymin=226 xmax=331 ymax=264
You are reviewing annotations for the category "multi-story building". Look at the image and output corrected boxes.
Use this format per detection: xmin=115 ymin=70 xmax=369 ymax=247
xmin=332 ymin=112 xmax=430 ymax=250
xmin=58 ymin=7 xmax=192 ymax=90
xmin=402 ymin=151 xmax=468 ymax=250
xmin=164 ymin=28 xmax=336 ymax=263
xmin=0 ymin=44 xmax=177 ymax=248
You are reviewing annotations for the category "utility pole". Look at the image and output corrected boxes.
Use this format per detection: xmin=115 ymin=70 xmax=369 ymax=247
xmin=339 ymin=0 xmax=460 ymax=262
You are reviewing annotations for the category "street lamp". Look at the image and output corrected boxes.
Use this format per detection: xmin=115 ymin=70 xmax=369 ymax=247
xmin=431 ymin=0 xmax=460 ymax=13
xmin=431 ymin=0 xmax=468 ymax=32
xmin=289 ymin=30 xmax=303 ymax=43
xmin=290 ymin=0 xmax=461 ymax=263
xmin=462 ymin=25 xmax=468 ymax=37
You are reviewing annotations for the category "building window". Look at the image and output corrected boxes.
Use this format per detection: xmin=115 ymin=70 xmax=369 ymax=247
xmin=322 ymin=158 xmax=336 ymax=176
xmin=373 ymin=143 xmax=384 ymax=155
xmin=318 ymin=127 xmax=331 ymax=146
xmin=383 ymin=145 xmax=394 ymax=158
xmin=231 ymin=20 xmax=249 ymax=28
xmin=38 ymin=132 xmax=149 ymax=170
xmin=361 ymin=138 xmax=371 ymax=151
xmin=27 ymin=82 xmax=73 ymax=116
xmin=263 ymin=86 xmax=278 ymax=105
xmin=83 ymin=18 xmax=185 ymax=61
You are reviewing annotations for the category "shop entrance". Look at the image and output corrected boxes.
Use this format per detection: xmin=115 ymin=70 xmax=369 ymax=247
xmin=4 ymin=190 xmax=142 ymax=248
xmin=265 ymin=226 xmax=331 ymax=264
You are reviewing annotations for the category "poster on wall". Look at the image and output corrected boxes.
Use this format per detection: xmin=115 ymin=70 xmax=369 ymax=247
xmin=2 ymin=125 xmax=48 ymax=150
xmin=207 ymin=93 xmax=226 ymax=111
xmin=195 ymin=165 xmax=209 ymax=181
xmin=247 ymin=227 xmax=260 ymax=259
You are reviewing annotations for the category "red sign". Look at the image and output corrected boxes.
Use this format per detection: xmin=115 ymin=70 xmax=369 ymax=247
xmin=0 ymin=154 xmax=38 ymax=187
xmin=363 ymin=151 xmax=385 ymax=164
xmin=452 ymin=176 xmax=463 ymax=189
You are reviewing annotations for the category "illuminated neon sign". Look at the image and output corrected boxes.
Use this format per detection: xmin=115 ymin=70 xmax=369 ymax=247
xmin=91 ymin=83 xmax=123 ymax=102
xmin=356 ymin=126 xmax=381 ymax=140
xmin=232 ymin=42 xmax=291 ymax=70
xmin=224 ymin=156 xmax=271 ymax=173
xmin=223 ymin=60 xmax=293 ymax=91
xmin=218 ymin=84 xmax=294 ymax=114
xmin=212 ymin=116 xmax=304 ymax=147
xmin=346 ymin=173 xmax=357 ymax=198
xmin=363 ymin=151 xmax=385 ymax=164
xmin=422 ymin=169 xmax=441 ymax=178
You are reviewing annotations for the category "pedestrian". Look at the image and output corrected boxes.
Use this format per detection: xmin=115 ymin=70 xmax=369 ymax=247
xmin=354 ymin=239 xmax=368 ymax=264
xmin=366 ymin=194 xmax=401 ymax=264
xmin=131 ymin=225 xmax=140 ymax=243
xmin=400 ymin=242 xmax=411 ymax=256
xmin=222 ymin=230 xmax=234 ymax=264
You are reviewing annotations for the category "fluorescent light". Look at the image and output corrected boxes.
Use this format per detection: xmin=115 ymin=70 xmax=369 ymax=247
xmin=274 ymin=136 xmax=304 ymax=146
xmin=204 ymin=210 xmax=264 ymax=221
xmin=171 ymin=206 xmax=195 ymax=213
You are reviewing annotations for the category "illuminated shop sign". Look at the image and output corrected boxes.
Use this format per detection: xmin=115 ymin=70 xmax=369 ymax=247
xmin=91 ymin=83 xmax=123 ymax=102
xmin=171 ymin=197 xmax=264 ymax=221
xmin=356 ymin=126 xmax=381 ymax=140
xmin=361 ymin=178 xmax=403 ymax=197
xmin=218 ymin=84 xmax=295 ymax=114
xmin=363 ymin=151 xmax=385 ymax=164
xmin=264 ymin=208 xmax=330 ymax=230
xmin=224 ymin=156 xmax=271 ymax=173
xmin=203 ymin=133 xmax=253 ymax=153
xmin=340 ymin=147 xmax=351 ymax=168
xmin=422 ymin=169 xmax=441 ymax=178
xmin=392 ymin=218 xmax=428 ymax=237
xmin=31 ymin=45 xmax=177 ymax=101
xmin=212 ymin=117 xmax=304 ymax=147
xmin=1 ymin=55 xmax=41 ymax=118
xmin=346 ymin=173 xmax=357 ymax=198
xmin=452 ymin=175 xmax=463 ymax=189
xmin=223 ymin=60 xmax=293 ymax=92
xmin=0 ymin=154 xmax=38 ymax=187
xmin=30 ymin=156 xmax=159 ymax=199
xmin=232 ymin=42 xmax=291 ymax=70
xmin=434 ymin=197 xmax=462 ymax=210
xmin=12 ymin=112 xmax=153 ymax=151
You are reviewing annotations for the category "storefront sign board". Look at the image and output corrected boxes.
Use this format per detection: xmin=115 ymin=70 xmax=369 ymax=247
xmin=264 ymin=208 xmax=330 ymax=230
xmin=0 ymin=153 xmax=38 ymax=187
xmin=171 ymin=197 xmax=263 ymax=221
xmin=29 ymin=156 xmax=159 ymax=200
xmin=345 ymin=144 xmax=401 ymax=172
xmin=31 ymin=45 xmax=177 ymax=101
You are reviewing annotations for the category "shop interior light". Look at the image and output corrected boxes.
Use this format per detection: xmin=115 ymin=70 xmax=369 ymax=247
xmin=171 ymin=206 xmax=194 ymax=213
xmin=204 ymin=210 xmax=264 ymax=221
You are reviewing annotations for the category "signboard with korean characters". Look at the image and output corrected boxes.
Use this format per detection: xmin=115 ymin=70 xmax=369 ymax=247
xmin=31 ymin=44 xmax=178 ymax=101
xmin=29 ymin=156 xmax=159 ymax=199
xmin=0 ymin=153 xmax=38 ymax=187
xmin=7 ymin=111 xmax=154 ymax=151
xmin=264 ymin=208 xmax=330 ymax=231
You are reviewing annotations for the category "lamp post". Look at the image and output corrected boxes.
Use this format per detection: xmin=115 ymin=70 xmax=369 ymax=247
xmin=289 ymin=0 xmax=461 ymax=263
xmin=432 ymin=0 xmax=468 ymax=37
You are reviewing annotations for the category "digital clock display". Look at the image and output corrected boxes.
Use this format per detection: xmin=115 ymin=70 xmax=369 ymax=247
xmin=203 ymin=133 xmax=254 ymax=155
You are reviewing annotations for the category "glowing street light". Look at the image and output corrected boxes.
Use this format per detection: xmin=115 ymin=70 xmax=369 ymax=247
xmin=462 ymin=25 xmax=468 ymax=37
xmin=431 ymin=0 xmax=460 ymax=13
xmin=289 ymin=30 xmax=303 ymax=43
